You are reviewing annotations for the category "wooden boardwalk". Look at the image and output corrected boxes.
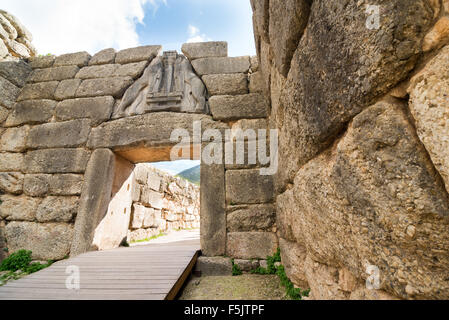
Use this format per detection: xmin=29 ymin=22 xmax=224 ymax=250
xmin=0 ymin=231 xmax=200 ymax=300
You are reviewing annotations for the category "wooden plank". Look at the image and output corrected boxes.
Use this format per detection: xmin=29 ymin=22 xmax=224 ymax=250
xmin=165 ymin=250 xmax=199 ymax=300
xmin=0 ymin=237 xmax=200 ymax=300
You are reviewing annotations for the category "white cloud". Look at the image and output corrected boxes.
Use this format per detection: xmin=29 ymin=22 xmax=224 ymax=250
xmin=186 ymin=24 xmax=211 ymax=43
xmin=0 ymin=0 xmax=166 ymax=55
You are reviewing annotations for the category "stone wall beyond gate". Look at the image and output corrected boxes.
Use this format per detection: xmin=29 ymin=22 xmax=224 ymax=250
xmin=0 ymin=41 xmax=276 ymax=263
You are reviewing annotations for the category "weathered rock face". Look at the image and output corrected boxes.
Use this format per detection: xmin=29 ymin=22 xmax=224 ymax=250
xmin=253 ymin=0 xmax=449 ymax=300
xmin=278 ymin=100 xmax=449 ymax=299
xmin=5 ymin=221 xmax=73 ymax=260
xmin=0 ymin=10 xmax=36 ymax=61
xmin=276 ymin=0 xmax=434 ymax=188
xmin=408 ymin=45 xmax=449 ymax=194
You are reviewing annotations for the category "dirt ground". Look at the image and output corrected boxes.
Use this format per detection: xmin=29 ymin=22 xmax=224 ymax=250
xmin=178 ymin=274 xmax=291 ymax=300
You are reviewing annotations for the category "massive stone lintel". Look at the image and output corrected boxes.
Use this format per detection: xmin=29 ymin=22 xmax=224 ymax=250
xmin=114 ymin=51 xmax=209 ymax=118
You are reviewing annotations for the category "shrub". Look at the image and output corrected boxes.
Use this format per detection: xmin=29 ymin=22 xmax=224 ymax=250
xmin=0 ymin=249 xmax=32 ymax=272
xmin=231 ymin=259 xmax=243 ymax=276
xmin=0 ymin=249 xmax=53 ymax=274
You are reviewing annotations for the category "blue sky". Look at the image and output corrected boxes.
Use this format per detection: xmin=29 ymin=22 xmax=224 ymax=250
xmin=138 ymin=0 xmax=256 ymax=56
xmin=1 ymin=0 xmax=255 ymax=57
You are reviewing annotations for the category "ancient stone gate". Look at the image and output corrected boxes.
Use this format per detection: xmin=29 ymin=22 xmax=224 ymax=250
xmin=0 ymin=42 xmax=277 ymax=263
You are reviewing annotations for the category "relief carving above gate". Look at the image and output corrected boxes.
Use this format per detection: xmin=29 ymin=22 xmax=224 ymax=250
xmin=114 ymin=51 xmax=209 ymax=118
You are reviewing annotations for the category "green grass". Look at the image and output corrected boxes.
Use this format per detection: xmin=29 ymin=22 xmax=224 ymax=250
xmin=0 ymin=250 xmax=54 ymax=286
xmin=249 ymin=248 xmax=310 ymax=300
xmin=231 ymin=259 xmax=243 ymax=276
xmin=129 ymin=232 xmax=166 ymax=244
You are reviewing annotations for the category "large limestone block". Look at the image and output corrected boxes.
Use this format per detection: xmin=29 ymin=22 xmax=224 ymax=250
xmin=5 ymin=221 xmax=73 ymax=260
xmin=202 ymin=73 xmax=248 ymax=96
xmin=134 ymin=164 xmax=148 ymax=184
xmin=147 ymin=170 xmax=162 ymax=192
xmin=268 ymin=0 xmax=310 ymax=77
xmin=194 ymin=256 xmax=232 ymax=276
xmin=87 ymin=112 xmax=226 ymax=150
xmin=250 ymin=0 xmax=270 ymax=43
xmin=0 ymin=105 xmax=8 ymax=122
xmin=141 ymin=187 xmax=163 ymax=209
xmin=0 ymin=76 xmax=19 ymax=108
xmin=48 ymin=174 xmax=84 ymax=196
xmin=192 ymin=56 xmax=250 ymax=75
xmin=28 ymin=65 xmax=79 ymax=83
xmin=422 ymin=16 xmax=449 ymax=52
xmin=115 ymin=45 xmax=162 ymax=64
xmin=225 ymin=169 xmax=273 ymax=204
xmin=226 ymin=232 xmax=278 ymax=259
xmin=23 ymin=174 xmax=49 ymax=196
xmin=36 ymin=196 xmax=79 ymax=223
xmin=0 ymin=152 xmax=24 ymax=172
xmin=277 ymin=0 xmax=434 ymax=186
xmin=277 ymin=100 xmax=449 ymax=299
xmin=279 ymin=238 xmax=308 ymax=288
xmin=303 ymin=256 xmax=350 ymax=300
xmin=75 ymin=64 xmax=118 ymax=79
xmin=258 ymin=40 xmax=272 ymax=96
xmin=5 ymin=39 xmax=30 ymax=59
xmin=55 ymin=96 xmax=114 ymax=126
xmin=0 ymin=194 xmax=40 ymax=221
xmin=0 ymin=172 xmax=24 ymax=194
xmin=115 ymin=61 xmax=148 ymax=79
xmin=75 ymin=62 xmax=148 ymax=80
xmin=143 ymin=207 xmax=156 ymax=228
xmin=408 ymin=45 xmax=449 ymax=194
xmin=28 ymin=55 xmax=55 ymax=69
xmin=209 ymin=93 xmax=268 ymax=121
xmin=0 ymin=60 xmax=32 ymax=87
xmin=181 ymin=41 xmax=228 ymax=60
xmin=25 ymin=149 xmax=91 ymax=173
xmin=91 ymin=154 xmax=134 ymax=251
xmin=0 ymin=10 xmax=32 ymax=40
xmin=54 ymin=79 xmax=81 ymax=100
xmin=17 ymin=81 xmax=58 ymax=101
xmin=0 ymin=12 xmax=17 ymax=39
xmin=75 ymin=77 xmax=133 ymax=98
xmin=226 ymin=204 xmax=275 ymax=232
xmin=0 ymin=39 xmax=7 ymax=58
xmin=53 ymin=52 xmax=91 ymax=67
xmin=26 ymin=119 xmax=91 ymax=149
xmin=200 ymin=159 xmax=226 ymax=256
xmin=131 ymin=204 xmax=145 ymax=229
xmin=4 ymin=99 xmax=56 ymax=127
xmin=71 ymin=149 xmax=115 ymax=256
xmin=89 ymin=48 xmax=116 ymax=66
xmin=250 ymin=56 xmax=259 ymax=73
xmin=248 ymin=71 xmax=263 ymax=93
xmin=0 ymin=125 xmax=29 ymax=152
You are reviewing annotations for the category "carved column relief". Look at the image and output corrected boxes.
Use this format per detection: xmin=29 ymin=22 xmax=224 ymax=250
xmin=114 ymin=51 xmax=209 ymax=118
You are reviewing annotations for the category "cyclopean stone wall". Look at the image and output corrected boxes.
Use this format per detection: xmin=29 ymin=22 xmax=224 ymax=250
xmin=0 ymin=10 xmax=36 ymax=61
xmin=126 ymin=164 xmax=200 ymax=243
xmin=251 ymin=0 xmax=449 ymax=299
xmin=0 ymin=40 xmax=274 ymax=263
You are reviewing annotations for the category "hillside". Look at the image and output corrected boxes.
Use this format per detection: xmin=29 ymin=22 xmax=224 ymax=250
xmin=177 ymin=165 xmax=200 ymax=185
